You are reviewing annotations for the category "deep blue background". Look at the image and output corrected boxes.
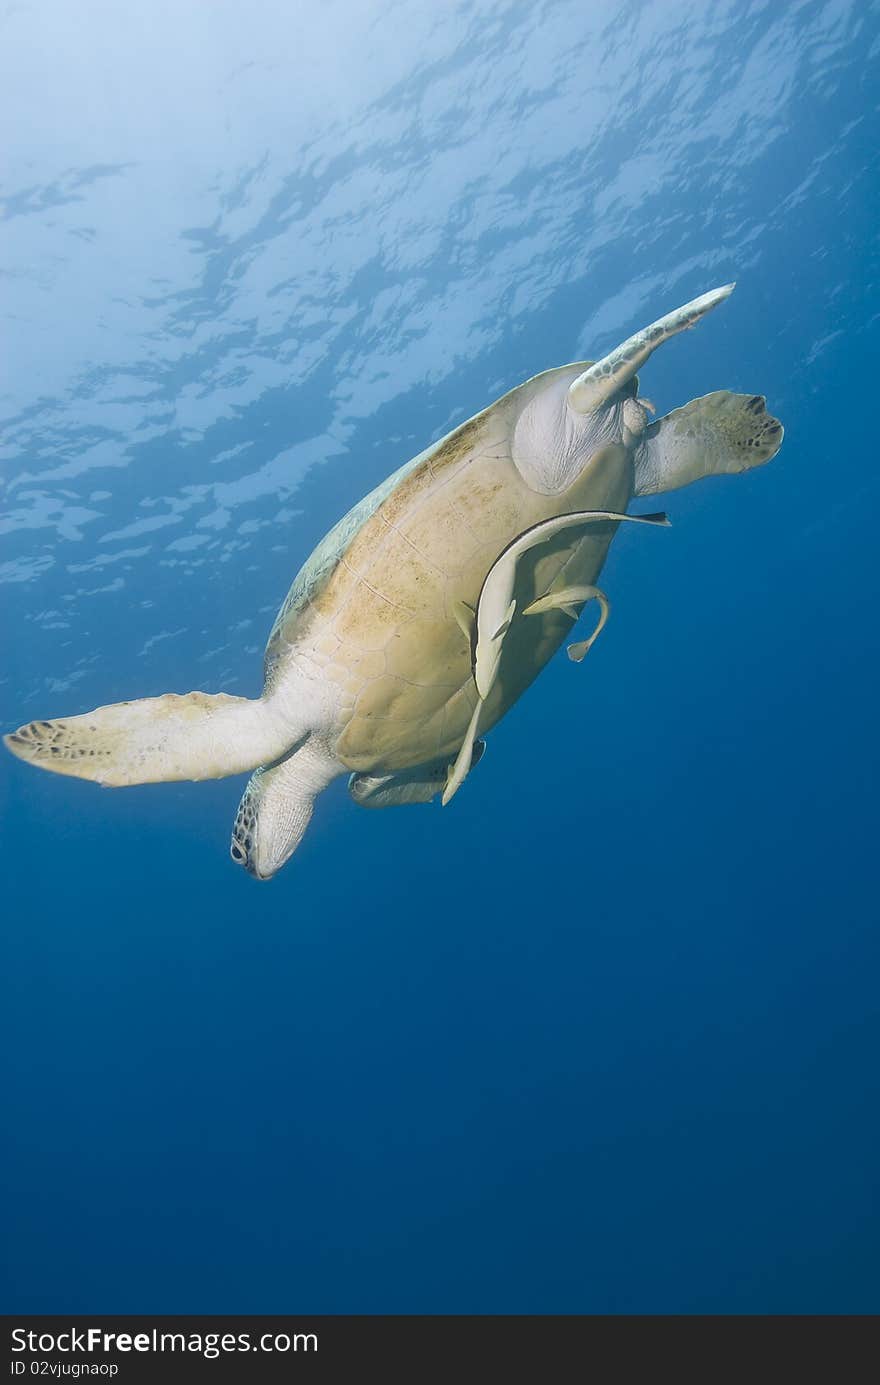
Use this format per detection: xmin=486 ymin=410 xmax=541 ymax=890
xmin=2 ymin=0 xmax=878 ymax=1311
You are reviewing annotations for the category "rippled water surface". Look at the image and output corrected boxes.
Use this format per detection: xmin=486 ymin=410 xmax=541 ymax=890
xmin=2 ymin=0 xmax=879 ymax=1311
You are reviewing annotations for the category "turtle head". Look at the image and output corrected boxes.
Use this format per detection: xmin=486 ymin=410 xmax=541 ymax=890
xmin=511 ymin=285 xmax=735 ymax=494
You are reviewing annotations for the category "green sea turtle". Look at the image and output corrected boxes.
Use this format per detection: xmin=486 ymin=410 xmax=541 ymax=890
xmin=5 ymin=284 xmax=783 ymax=879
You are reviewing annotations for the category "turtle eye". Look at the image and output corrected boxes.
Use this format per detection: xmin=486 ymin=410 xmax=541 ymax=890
xmin=230 ymin=840 xmax=247 ymax=864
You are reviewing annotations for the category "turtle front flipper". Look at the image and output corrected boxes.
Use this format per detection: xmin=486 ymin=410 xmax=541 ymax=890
xmin=4 ymin=691 xmax=296 ymax=786
xmin=633 ymin=391 xmax=783 ymax=496
xmin=231 ymin=737 xmax=341 ymax=880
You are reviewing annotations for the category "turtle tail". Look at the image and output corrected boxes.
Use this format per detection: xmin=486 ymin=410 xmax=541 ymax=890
xmin=4 ymin=690 xmax=294 ymax=787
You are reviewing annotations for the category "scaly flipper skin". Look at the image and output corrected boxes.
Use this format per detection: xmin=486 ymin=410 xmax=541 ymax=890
xmin=634 ymin=392 xmax=783 ymax=496
xmin=3 ymin=692 xmax=295 ymax=786
xmin=231 ymin=737 xmax=341 ymax=879
xmin=568 ymin=284 xmax=736 ymax=413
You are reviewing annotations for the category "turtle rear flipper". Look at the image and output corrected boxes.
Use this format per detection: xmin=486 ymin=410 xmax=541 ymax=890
xmin=4 ymin=691 xmax=295 ymax=787
xmin=634 ymin=391 xmax=783 ymax=496
xmin=231 ymin=738 xmax=341 ymax=879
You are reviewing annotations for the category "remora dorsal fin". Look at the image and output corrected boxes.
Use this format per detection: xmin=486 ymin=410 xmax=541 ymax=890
xmin=452 ymin=599 xmax=475 ymax=641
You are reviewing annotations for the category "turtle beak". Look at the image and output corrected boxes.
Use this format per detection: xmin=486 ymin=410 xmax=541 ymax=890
xmin=568 ymin=283 xmax=736 ymax=415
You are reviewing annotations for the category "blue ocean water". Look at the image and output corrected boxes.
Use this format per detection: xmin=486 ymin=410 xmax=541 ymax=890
xmin=2 ymin=0 xmax=878 ymax=1314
